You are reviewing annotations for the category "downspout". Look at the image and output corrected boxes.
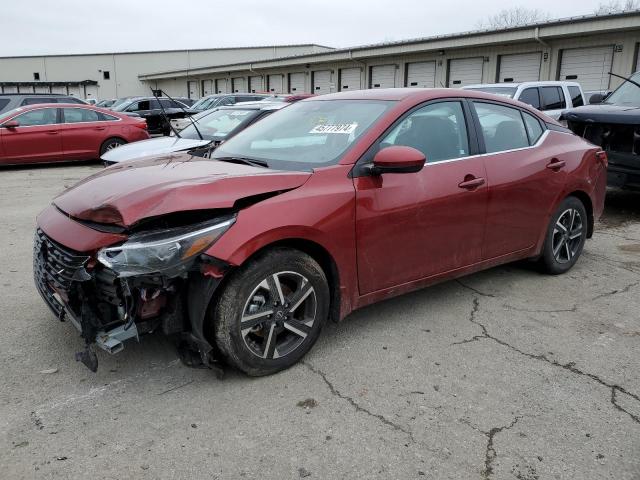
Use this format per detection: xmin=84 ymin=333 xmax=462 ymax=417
xmin=249 ymin=63 xmax=264 ymax=92
xmin=348 ymin=50 xmax=366 ymax=88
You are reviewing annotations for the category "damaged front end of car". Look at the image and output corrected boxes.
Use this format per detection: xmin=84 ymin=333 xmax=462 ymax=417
xmin=33 ymin=214 xmax=236 ymax=375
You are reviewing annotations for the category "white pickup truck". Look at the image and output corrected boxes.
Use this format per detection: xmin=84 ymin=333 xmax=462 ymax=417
xmin=463 ymin=81 xmax=586 ymax=120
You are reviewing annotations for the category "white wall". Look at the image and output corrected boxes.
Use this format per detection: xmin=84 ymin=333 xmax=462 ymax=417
xmin=0 ymin=45 xmax=330 ymax=99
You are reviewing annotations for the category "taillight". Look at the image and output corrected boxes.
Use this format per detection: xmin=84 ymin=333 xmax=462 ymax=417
xmin=595 ymin=150 xmax=608 ymax=168
xmin=134 ymin=121 xmax=147 ymax=130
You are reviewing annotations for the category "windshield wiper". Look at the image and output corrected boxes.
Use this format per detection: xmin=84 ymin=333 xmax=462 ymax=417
xmin=155 ymin=88 xmax=204 ymax=140
xmin=608 ymin=71 xmax=640 ymax=90
xmin=214 ymin=156 xmax=269 ymax=168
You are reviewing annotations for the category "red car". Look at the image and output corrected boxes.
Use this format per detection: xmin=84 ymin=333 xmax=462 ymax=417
xmin=0 ymin=104 xmax=149 ymax=165
xmin=34 ymin=89 xmax=607 ymax=375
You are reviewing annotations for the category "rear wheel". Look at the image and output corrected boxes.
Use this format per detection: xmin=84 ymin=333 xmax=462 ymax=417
xmin=213 ymin=249 xmax=329 ymax=376
xmin=540 ymin=196 xmax=587 ymax=275
xmin=99 ymin=137 xmax=126 ymax=156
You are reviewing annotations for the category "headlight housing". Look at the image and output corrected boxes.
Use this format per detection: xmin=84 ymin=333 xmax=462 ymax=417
xmin=97 ymin=216 xmax=235 ymax=277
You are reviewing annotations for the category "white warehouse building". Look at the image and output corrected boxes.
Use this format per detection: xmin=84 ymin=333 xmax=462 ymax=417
xmin=0 ymin=45 xmax=332 ymax=99
xmin=1 ymin=11 xmax=639 ymax=101
xmin=141 ymin=11 xmax=640 ymax=98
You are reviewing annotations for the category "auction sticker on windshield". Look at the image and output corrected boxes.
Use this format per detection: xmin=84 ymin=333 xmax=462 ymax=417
xmin=309 ymin=123 xmax=358 ymax=134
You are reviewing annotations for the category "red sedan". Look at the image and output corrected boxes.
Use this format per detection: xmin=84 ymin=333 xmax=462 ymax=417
xmin=34 ymin=89 xmax=606 ymax=375
xmin=0 ymin=104 xmax=149 ymax=165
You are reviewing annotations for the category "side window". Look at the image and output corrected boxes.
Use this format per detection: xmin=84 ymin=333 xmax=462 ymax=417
xmin=63 ymin=108 xmax=100 ymax=123
xmin=474 ymin=102 xmax=529 ymax=153
xmin=15 ymin=108 xmax=58 ymax=126
xmin=522 ymin=112 xmax=544 ymax=145
xmin=517 ymin=88 xmax=540 ymax=110
xmin=381 ymin=101 xmax=469 ymax=163
xmin=126 ymin=101 xmax=141 ymax=112
xmin=220 ymin=97 xmax=235 ymax=106
xmin=22 ymin=97 xmax=57 ymax=106
xmin=568 ymin=86 xmax=584 ymax=107
xmin=540 ymin=87 xmax=566 ymax=110
xmin=99 ymin=112 xmax=119 ymax=121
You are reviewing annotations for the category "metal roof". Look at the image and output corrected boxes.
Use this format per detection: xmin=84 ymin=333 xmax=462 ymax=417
xmin=139 ymin=9 xmax=640 ymax=80
xmin=0 ymin=44 xmax=334 ymax=60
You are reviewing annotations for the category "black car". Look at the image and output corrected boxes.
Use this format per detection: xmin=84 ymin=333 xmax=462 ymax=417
xmin=110 ymin=96 xmax=191 ymax=135
xmin=563 ymin=72 xmax=640 ymax=191
xmin=0 ymin=93 xmax=86 ymax=114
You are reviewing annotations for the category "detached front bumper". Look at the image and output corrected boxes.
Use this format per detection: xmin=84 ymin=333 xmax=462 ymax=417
xmin=607 ymin=151 xmax=640 ymax=191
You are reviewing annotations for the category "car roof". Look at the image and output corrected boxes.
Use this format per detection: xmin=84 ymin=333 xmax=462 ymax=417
xmin=463 ymin=81 xmax=582 ymax=89
xmin=217 ymin=101 xmax=288 ymax=111
xmin=0 ymin=93 xmax=71 ymax=97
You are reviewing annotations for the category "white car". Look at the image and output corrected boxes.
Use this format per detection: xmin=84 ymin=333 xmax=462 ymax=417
xmin=463 ymin=81 xmax=586 ymax=120
xmin=102 ymin=102 xmax=287 ymax=165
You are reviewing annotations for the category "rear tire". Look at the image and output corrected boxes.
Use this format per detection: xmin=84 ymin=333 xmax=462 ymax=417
xmin=213 ymin=248 xmax=329 ymax=376
xmin=99 ymin=137 xmax=126 ymax=156
xmin=540 ymin=196 xmax=588 ymax=275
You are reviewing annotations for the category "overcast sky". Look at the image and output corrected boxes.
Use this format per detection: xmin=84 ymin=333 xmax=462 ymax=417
xmin=2 ymin=0 xmax=611 ymax=56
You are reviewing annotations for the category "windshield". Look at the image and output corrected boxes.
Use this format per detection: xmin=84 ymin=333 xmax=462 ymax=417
xmin=112 ymin=100 xmax=135 ymax=112
xmin=212 ymin=99 xmax=394 ymax=170
xmin=465 ymin=87 xmax=517 ymax=98
xmin=604 ymin=73 xmax=640 ymax=106
xmin=181 ymin=108 xmax=258 ymax=140
xmin=192 ymin=97 xmax=220 ymax=111
xmin=0 ymin=107 xmax=23 ymax=122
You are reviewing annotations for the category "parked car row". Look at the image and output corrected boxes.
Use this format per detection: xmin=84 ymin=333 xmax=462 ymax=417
xmin=33 ymin=88 xmax=607 ymax=376
xmin=0 ymin=104 xmax=149 ymax=165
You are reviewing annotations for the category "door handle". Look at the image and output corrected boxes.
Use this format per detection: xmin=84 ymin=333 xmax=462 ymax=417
xmin=45 ymin=130 xmax=59 ymax=135
xmin=458 ymin=176 xmax=485 ymax=190
xmin=546 ymin=158 xmax=566 ymax=170
xmin=94 ymin=126 xmax=107 ymax=131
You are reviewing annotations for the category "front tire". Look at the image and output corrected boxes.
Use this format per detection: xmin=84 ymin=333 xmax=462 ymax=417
xmin=213 ymin=248 xmax=329 ymax=376
xmin=540 ymin=196 xmax=588 ymax=275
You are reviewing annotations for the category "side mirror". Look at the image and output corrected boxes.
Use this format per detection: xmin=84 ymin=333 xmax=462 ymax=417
xmin=1 ymin=120 xmax=19 ymax=129
xmin=371 ymin=146 xmax=426 ymax=175
xmin=589 ymin=93 xmax=605 ymax=104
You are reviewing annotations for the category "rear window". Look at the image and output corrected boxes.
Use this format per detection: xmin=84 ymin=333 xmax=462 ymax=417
xmin=568 ymin=86 xmax=584 ymax=107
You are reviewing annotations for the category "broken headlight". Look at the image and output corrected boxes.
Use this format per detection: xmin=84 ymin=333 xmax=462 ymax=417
xmin=97 ymin=216 xmax=236 ymax=277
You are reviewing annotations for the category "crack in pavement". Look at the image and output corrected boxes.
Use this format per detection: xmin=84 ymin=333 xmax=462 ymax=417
xmin=453 ymin=296 xmax=640 ymax=425
xmin=591 ymin=280 xmax=640 ymax=301
xmin=455 ymin=279 xmax=497 ymax=298
xmin=302 ymin=361 xmax=416 ymax=444
xmin=502 ymin=304 xmax=577 ymax=314
xmin=460 ymin=416 xmax=522 ymax=479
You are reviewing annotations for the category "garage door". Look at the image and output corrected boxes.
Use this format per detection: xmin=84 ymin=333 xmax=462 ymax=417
xmin=288 ymin=72 xmax=306 ymax=93
xmin=232 ymin=77 xmax=246 ymax=93
xmin=18 ymin=85 xmax=34 ymax=93
xmin=50 ymin=86 xmax=65 ymax=94
xmin=2 ymin=85 xmax=18 ymax=93
xmin=249 ymin=76 xmax=263 ymax=93
xmin=268 ymin=74 xmax=283 ymax=93
xmin=215 ymin=79 xmax=229 ymax=94
xmin=370 ymin=65 xmax=396 ymax=88
xmin=559 ymin=46 xmax=613 ymax=92
xmin=67 ymin=85 xmax=81 ymax=97
xmin=187 ymin=81 xmax=198 ymax=99
xmin=498 ymin=52 xmax=541 ymax=83
xmin=312 ymin=70 xmax=331 ymax=94
xmin=201 ymin=80 xmax=213 ymax=96
xmin=448 ymin=57 xmax=484 ymax=87
xmin=339 ymin=68 xmax=361 ymax=91
xmin=84 ymin=85 xmax=98 ymax=100
xmin=406 ymin=61 xmax=436 ymax=88
xmin=34 ymin=85 xmax=50 ymax=94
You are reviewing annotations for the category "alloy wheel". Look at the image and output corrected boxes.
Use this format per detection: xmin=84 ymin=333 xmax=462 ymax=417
xmin=552 ymin=208 xmax=584 ymax=264
xmin=105 ymin=141 xmax=122 ymax=151
xmin=240 ymin=271 xmax=317 ymax=359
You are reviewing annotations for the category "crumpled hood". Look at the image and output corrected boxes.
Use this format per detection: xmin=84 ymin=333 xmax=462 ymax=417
xmin=54 ymin=154 xmax=311 ymax=227
xmin=563 ymin=103 xmax=640 ymax=125
xmin=101 ymin=137 xmax=212 ymax=163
